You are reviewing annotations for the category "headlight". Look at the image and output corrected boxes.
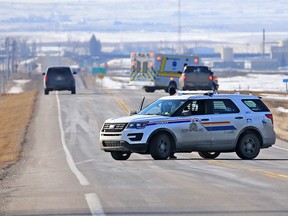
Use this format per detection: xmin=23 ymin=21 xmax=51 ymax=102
xmin=127 ymin=122 xmax=148 ymax=129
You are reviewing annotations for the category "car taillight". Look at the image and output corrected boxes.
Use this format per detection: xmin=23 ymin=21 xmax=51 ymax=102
xmin=45 ymin=76 xmax=48 ymax=82
xmin=71 ymin=75 xmax=75 ymax=80
xmin=209 ymin=75 xmax=213 ymax=81
xmin=183 ymin=75 xmax=186 ymax=81
xmin=265 ymin=114 xmax=273 ymax=124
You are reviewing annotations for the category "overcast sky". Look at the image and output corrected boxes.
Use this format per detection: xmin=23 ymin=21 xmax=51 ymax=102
xmin=1 ymin=0 xmax=288 ymax=40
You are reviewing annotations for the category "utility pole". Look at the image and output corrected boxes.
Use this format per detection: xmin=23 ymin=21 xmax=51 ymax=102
xmin=262 ymin=28 xmax=265 ymax=58
xmin=178 ymin=0 xmax=181 ymax=54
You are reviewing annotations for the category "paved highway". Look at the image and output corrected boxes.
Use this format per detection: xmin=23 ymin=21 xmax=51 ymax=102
xmin=1 ymin=76 xmax=288 ymax=215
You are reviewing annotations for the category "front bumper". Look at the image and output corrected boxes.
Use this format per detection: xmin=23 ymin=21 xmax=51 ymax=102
xmin=101 ymin=140 xmax=147 ymax=153
xmin=100 ymin=129 xmax=149 ymax=153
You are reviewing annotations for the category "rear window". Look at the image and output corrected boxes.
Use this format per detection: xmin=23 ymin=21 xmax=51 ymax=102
xmin=185 ymin=66 xmax=211 ymax=74
xmin=212 ymin=99 xmax=240 ymax=114
xmin=47 ymin=67 xmax=72 ymax=77
xmin=242 ymin=99 xmax=270 ymax=112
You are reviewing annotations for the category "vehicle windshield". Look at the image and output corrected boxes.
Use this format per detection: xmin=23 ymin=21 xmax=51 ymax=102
xmin=138 ymin=99 xmax=186 ymax=116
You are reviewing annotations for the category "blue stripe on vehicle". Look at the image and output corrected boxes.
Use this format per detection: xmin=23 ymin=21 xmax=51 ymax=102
xmin=205 ymin=125 xmax=237 ymax=131
xmin=168 ymin=120 xmax=191 ymax=124
xmin=147 ymin=120 xmax=191 ymax=126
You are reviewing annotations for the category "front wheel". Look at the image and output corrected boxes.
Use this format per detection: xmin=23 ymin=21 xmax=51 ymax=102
xmin=236 ymin=133 xmax=260 ymax=160
xmin=150 ymin=133 xmax=172 ymax=160
xmin=168 ymin=83 xmax=177 ymax=95
xmin=111 ymin=151 xmax=131 ymax=160
xmin=198 ymin=151 xmax=220 ymax=159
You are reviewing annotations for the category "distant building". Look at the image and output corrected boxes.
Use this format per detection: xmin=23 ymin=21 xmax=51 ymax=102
xmin=213 ymin=61 xmax=245 ymax=69
xmin=270 ymin=39 xmax=288 ymax=67
xmin=247 ymin=59 xmax=278 ymax=70
xmin=221 ymin=47 xmax=233 ymax=62
xmin=213 ymin=47 xmax=245 ymax=69
xmin=187 ymin=46 xmax=215 ymax=55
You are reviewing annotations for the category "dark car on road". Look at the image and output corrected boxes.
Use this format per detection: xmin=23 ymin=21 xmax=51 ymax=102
xmin=179 ymin=66 xmax=219 ymax=92
xmin=43 ymin=66 xmax=76 ymax=95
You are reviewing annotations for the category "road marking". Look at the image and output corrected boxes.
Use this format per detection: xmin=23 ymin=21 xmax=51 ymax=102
xmin=273 ymin=146 xmax=288 ymax=152
xmin=103 ymin=88 xmax=130 ymax=115
xmin=85 ymin=193 xmax=106 ymax=216
xmin=209 ymin=160 xmax=288 ymax=181
xmin=251 ymin=169 xmax=288 ymax=179
xmin=56 ymin=92 xmax=90 ymax=186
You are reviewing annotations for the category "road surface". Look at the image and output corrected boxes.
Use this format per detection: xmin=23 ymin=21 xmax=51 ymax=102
xmin=1 ymin=76 xmax=288 ymax=216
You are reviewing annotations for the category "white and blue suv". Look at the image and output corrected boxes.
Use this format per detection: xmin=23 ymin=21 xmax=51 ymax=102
xmin=100 ymin=93 xmax=276 ymax=160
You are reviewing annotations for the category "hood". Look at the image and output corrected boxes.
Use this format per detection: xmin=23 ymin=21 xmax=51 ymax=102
xmin=105 ymin=114 xmax=170 ymax=123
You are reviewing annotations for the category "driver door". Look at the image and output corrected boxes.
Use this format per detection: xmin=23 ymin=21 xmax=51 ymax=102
xmin=175 ymin=100 xmax=212 ymax=150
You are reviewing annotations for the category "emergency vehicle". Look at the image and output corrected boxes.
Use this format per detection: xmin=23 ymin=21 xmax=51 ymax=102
xmin=100 ymin=93 xmax=276 ymax=160
xmin=129 ymin=53 xmax=200 ymax=95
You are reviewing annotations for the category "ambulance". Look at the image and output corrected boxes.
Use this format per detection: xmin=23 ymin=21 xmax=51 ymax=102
xmin=129 ymin=53 xmax=200 ymax=95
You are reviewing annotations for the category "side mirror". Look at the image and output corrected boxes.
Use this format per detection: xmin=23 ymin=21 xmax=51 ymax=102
xmin=42 ymin=72 xmax=45 ymax=75
xmin=73 ymin=71 xmax=77 ymax=75
xmin=129 ymin=111 xmax=137 ymax=115
xmin=177 ymin=71 xmax=182 ymax=74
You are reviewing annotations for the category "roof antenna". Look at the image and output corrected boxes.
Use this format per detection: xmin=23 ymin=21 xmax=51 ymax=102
xmin=139 ymin=97 xmax=145 ymax=112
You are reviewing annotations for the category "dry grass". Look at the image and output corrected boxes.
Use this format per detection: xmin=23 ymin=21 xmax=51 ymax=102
xmin=0 ymin=91 xmax=37 ymax=165
xmin=265 ymin=100 xmax=288 ymax=142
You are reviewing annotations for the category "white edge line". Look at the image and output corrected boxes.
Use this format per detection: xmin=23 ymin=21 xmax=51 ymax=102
xmin=56 ymin=92 xmax=90 ymax=186
xmin=273 ymin=146 xmax=288 ymax=152
xmin=85 ymin=193 xmax=105 ymax=216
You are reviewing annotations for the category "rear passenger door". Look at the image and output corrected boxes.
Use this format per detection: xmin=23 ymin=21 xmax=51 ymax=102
xmin=210 ymin=99 xmax=245 ymax=148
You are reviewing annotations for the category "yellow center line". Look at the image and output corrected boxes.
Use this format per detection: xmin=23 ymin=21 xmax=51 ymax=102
xmin=208 ymin=160 xmax=288 ymax=181
xmin=102 ymin=88 xmax=130 ymax=115
xmin=250 ymin=169 xmax=288 ymax=179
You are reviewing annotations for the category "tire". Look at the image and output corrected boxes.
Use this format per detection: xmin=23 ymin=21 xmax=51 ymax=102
xmin=168 ymin=83 xmax=177 ymax=95
xmin=198 ymin=151 xmax=220 ymax=159
xmin=111 ymin=151 xmax=131 ymax=160
xmin=144 ymin=87 xmax=155 ymax=93
xmin=71 ymin=87 xmax=76 ymax=94
xmin=236 ymin=133 xmax=261 ymax=160
xmin=150 ymin=133 xmax=172 ymax=160
xmin=44 ymin=89 xmax=49 ymax=95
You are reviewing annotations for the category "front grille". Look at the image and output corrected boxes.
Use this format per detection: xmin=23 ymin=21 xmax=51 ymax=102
xmin=102 ymin=123 xmax=128 ymax=132
xmin=102 ymin=141 xmax=122 ymax=147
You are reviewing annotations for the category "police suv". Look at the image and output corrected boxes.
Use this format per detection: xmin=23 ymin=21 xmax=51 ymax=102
xmin=100 ymin=93 xmax=276 ymax=160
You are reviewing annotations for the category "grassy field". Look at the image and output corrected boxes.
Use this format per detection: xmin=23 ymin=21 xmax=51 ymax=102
xmin=0 ymin=91 xmax=37 ymax=166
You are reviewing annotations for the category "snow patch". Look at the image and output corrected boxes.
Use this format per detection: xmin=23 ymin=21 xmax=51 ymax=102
xmin=275 ymin=107 xmax=288 ymax=113
xmin=8 ymin=79 xmax=31 ymax=94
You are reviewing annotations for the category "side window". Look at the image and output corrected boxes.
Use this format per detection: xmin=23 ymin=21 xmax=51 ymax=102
xmin=180 ymin=100 xmax=207 ymax=116
xmin=242 ymin=99 xmax=270 ymax=112
xmin=142 ymin=62 xmax=148 ymax=73
xmin=212 ymin=99 xmax=240 ymax=114
xmin=136 ymin=61 xmax=141 ymax=73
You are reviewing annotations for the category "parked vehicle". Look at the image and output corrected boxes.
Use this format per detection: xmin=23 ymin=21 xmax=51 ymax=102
xmin=129 ymin=53 xmax=200 ymax=95
xmin=178 ymin=66 xmax=219 ymax=92
xmin=42 ymin=66 xmax=76 ymax=95
xmin=100 ymin=93 xmax=275 ymax=160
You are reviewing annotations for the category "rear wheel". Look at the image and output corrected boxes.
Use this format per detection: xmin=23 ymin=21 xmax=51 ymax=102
xmin=44 ymin=89 xmax=49 ymax=95
xmin=71 ymin=87 xmax=76 ymax=94
xmin=150 ymin=133 xmax=172 ymax=160
xmin=144 ymin=87 xmax=155 ymax=93
xmin=111 ymin=151 xmax=131 ymax=160
xmin=236 ymin=133 xmax=260 ymax=159
xmin=198 ymin=151 xmax=220 ymax=159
